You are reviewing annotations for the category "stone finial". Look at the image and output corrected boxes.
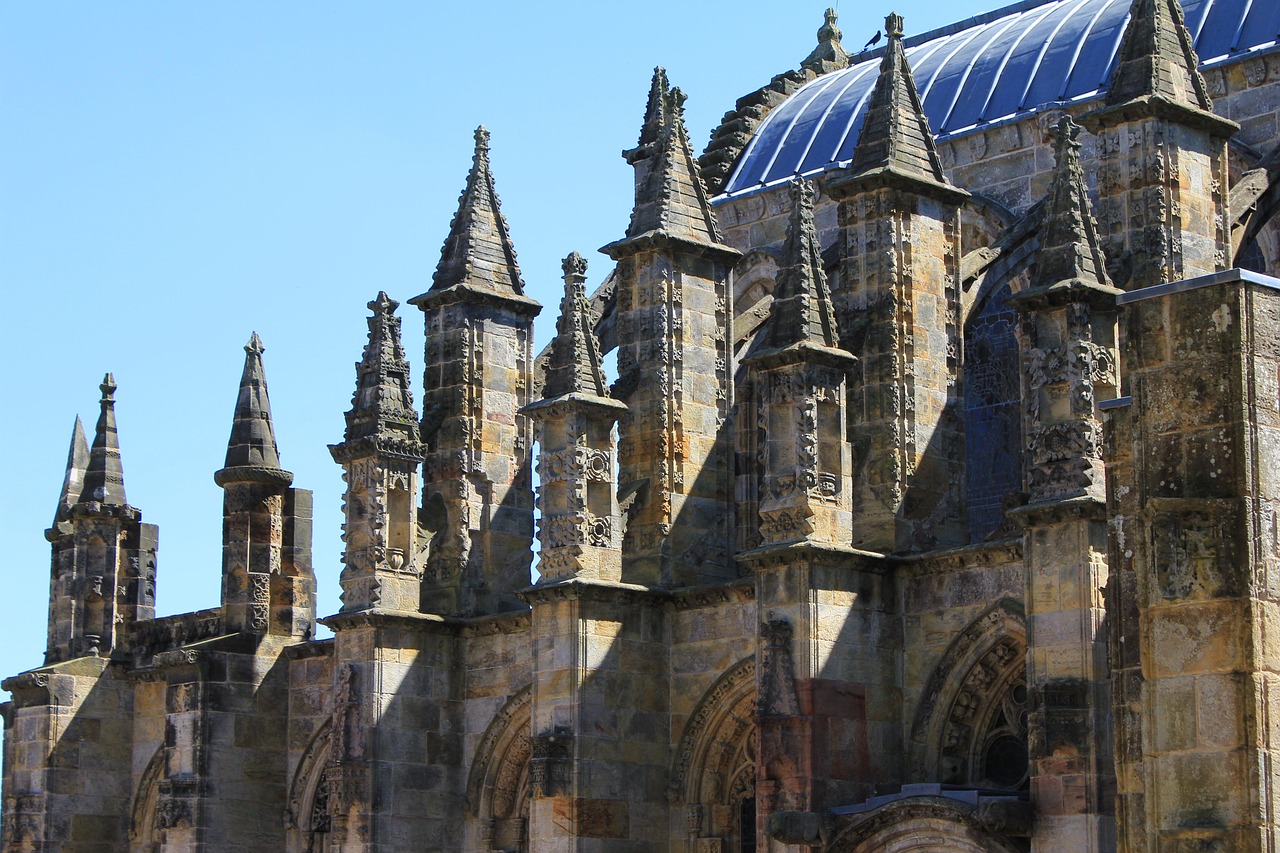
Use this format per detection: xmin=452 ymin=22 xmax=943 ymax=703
xmin=80 ymin=374 xmax=128 ymax=506
xmin=832 ymin=11 xmax=961 ymax=198
xmin=801 ymin=8 xmax=850 ymax=75
xmin=1028 ymin=117 xmax=1116 ymax=295
xmin=331 ymin=291 xmax=422 ymax=458
xmin=1104 ymin=0 xmax=1214 ymax=113
xmin=542 ymin=252 xmax=609 ymax=400
xmin=765 ymin=180 xmax=840 ymax=350
xmin=608 ymin=67 xmax=727 ymax=254
xmin=627 ymin=66 xmax=671 ymax=164
xmin=53 ymin=415 xmax=90 ymax=525
xmin=885 ymin=12 xmax=905 ymax=39
xmin=418 ymin=125 xmax=526 ymax=300
xmin=332 ymin=289 xmax=422 ymax=461
xmin=215 ymin=333 xmax=292 ymax=487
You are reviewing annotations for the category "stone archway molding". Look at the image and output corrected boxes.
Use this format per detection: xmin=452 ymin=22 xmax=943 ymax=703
xmin=825 ymin=798 xmax=1025 ymax=853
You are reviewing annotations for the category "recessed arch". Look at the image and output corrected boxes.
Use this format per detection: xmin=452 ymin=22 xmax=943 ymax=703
xmin=827 ymin=798 xmax=1024 ymax=853
xmin=669 ymin=656 xmax=757 ymax=848
xmin=285 ymin=720 xmax=333 ymax=853
xmin=128 ymin=744 xmax=164 ymax=851
xmin=909 ymin=599 xmax=1028 ymax=789
xmin=465 ymin=687 xmax=532 ymax=852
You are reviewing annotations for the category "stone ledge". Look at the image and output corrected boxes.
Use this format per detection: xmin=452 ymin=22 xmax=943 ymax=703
xmin=1116 ymin=267 xmax=1280 ymax=304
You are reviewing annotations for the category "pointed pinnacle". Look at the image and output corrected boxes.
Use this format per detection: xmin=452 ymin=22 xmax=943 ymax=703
xmin=801 ymin=7 xmax=851 ymax=74
xmin=215 ymin=333 xmax=292 ymax=487
xmin=543 ymin=252 xmax=609 ymax=401
xmin=766 ymin=180 xmax=840 ymax=350
xmin=1028 ymin=116 xmax=1116 ymax=294
xmin=414 ymin=126 xmax=526 ymax=302
xmin=80 ymin=373 xmax=128 ymax=506
xmin=833 ymin=11 xmax=962 ymax=199
xmin=1105 ymin=0 xmax=1213 ymax=112
xmin=609 ymin=71 xmax=729 ymax=253
xmin=333 ymin=291 xmax=421 ymax=454
xmin=52 ymin=415 xmax=90 ymax=525
xmin=625 ymin=67 xmax=671 ymax=164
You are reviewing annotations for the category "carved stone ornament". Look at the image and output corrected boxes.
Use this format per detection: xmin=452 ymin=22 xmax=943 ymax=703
xmin=528 ymin=729 xmax=571 ymax=797
xmin=757 ymin=619 xmax=802 ymax=717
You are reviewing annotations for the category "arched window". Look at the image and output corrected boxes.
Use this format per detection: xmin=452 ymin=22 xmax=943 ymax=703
xmin=670 ymin=657 xmax=757 ymax=852
xmin=128 ymin=746 xmax=164 ymax=852
xmin=963 ymin=279 xmax=1022 ymax=542
xmin=466 ymin=688 xmax=532 ymax=852
xmin=286 ymin=723 xmax=333 ymax=853
xmin=910 ymin=601 xmax=1028 ymax=792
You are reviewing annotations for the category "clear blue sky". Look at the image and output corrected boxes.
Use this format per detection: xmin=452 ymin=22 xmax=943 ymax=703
xmin=0 ymin=1 xmax=994 ymax=686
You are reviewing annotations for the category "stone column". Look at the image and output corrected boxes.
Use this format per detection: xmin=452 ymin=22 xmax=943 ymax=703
xmin=1112 ymin=268 xmax=1280 ymax=850
xmin=412 ymin=128 xmax=540 ymax=618
xmin=1007 ymin=116 xmax=1121 ymax=852
xmin=825 ymin=13 xmax=969 ymax=553
xmin=602 ymin=68 xmax=739 ymax=589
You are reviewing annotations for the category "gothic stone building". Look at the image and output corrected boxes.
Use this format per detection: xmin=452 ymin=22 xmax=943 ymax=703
xmin=6 ymin=0 xmax=1280 ymax=849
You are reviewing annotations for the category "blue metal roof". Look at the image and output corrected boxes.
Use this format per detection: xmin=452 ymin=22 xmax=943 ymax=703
xmin=720 ymin=0 xmax=1280 ymax=197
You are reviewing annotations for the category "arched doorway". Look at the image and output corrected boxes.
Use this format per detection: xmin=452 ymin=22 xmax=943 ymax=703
xmin=670 ymin=657 xmax=758 ymax=852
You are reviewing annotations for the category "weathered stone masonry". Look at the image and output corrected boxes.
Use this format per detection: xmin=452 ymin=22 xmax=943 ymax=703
xmin=6 ymin=0 xmax=1280 ymax=851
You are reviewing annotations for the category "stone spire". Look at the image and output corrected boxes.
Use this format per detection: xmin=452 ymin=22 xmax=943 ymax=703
xmin=52 ymin=415 xmax=89 ymax=526
xmin=424 ymin=126 xmax=526 ymax=299
xmin=542 ymin=253 xmax=608 ymax=400
xmin=1026 ymin=117 xmax=1119 ymax=296
xmin=215 ymin=332 xmax=292 ymax=487
xmin=80 ymin=374 xmax=128 ymax=506
xmin=337 ymin=292 xmax=421 ymax=451
xmin=1104 ymin=0 xmax=1215 ymax=115
xmin=834 ymin=12 xmax=957 ymax=196
xmin=613 ymin=67 xmax=725 ymax=249
xmin=764 ymin=180 xmax=840 ymax=351
xmin=801 ymin=8 xmax=850 ymax=75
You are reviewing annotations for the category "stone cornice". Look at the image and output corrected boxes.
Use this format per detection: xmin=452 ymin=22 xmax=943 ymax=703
xmin=1080 ymin=95 xmax=1238 ymax=139
xmin=669 ymin=579 xmax=756 ymax=611
xmin=408 ymin=282 xmax=542 ymax=316
xmin=737 ymin=541 xmax=887 ymax=572
xmin=600 ymin=230 xmax=741 ymax=265
xmin=283 ymin=638 xmax=334 ymax=661
xmin=895 ymin=538 xmax=1023 ymax=576
xmin=320 ymin=609 xmax=464 ymax=635
xmin=1007 ymin=495 xmax=1106 ymax=527
xmin=519 ymin=578 xmax=666 ymax=608
xmin=459 ymin=611 xmax=532 ymax=637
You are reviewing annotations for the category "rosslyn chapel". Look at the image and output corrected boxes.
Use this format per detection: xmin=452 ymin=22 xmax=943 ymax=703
xmin=6 ymin=0 xmax=1280 ymax=849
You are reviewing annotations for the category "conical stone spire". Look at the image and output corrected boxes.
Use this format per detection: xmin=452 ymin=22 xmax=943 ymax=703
xmin=833 ymin=12 xmax=960 ymax=197
xmin=1105 ymin=0 xmax=1214 ymax=114
xmin=765 ymin=180 xmax=840 ymax=351
xmin=53 ymin=415 xmax=89 ymax=525
xmin=215 ymin=333 xmax=292 ymax=487
xmin=335 ymin=292 xmax=422 ymax=453
xmin=420 ymin=126 xmax=526 ymax=299
xmin=610 ymin=67 xmax=728 ymax=252
xmin=543 ymin=253 xmax=609 ymax=400
xmin=801 ymin=8 xmax=850 ymax=75
xmin=1027 ymin=117 xmax=1119 ymax=296
xmin=80 ymin=374 xmax=128 ymax=506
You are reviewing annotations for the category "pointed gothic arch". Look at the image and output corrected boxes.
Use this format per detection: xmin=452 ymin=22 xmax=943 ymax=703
xmin=909 ymin=600 xmax=1028 ymax=790
xmin=128 ymin=744 xmax=164 ymax=852
xmin=826 ymin=799 xmax=1024 ymax=853
xmin=669 ymin=655 xmax=757 ymax=849
xmin=465 ymin=687 xmax=532 ymax=852
xmin=285 ymin=720 xmax=333 ymax=853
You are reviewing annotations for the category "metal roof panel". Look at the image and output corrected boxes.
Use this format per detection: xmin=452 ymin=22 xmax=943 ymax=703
xmin=719 ymin=0 xmax=1272 ymax=199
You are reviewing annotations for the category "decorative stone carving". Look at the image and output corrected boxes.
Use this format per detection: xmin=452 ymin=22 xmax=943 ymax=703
xmin=528 ymin=729 xmax=571 ymax=797
xmin=757 ymin=619 xmax=801 ymax=718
